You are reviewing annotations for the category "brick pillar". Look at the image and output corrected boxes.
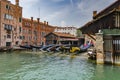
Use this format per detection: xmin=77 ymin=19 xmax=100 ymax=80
xmin=96 ymin=32 xmax=104 ymax=64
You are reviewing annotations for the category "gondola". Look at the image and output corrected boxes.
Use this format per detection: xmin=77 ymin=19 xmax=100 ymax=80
xmin=20 ymin=45 xmax=32 ymax=49
xmin=46 ymin=45 xmax=62 ymax=52
xmin=40 ymin=44 xmax=55 ymax=51
xmin=30 ymin=45 xmax=42 ymax=49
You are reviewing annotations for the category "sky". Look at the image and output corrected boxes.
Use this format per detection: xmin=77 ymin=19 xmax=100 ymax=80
xmin=10 ymin=0 xmax=116 ymax=27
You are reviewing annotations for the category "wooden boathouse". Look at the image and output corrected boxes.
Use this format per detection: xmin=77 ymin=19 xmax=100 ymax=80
xmin=79 ymin=0 xmax=120 ymax=65
xmin=45 ymin=32 xmax=82 ymax=46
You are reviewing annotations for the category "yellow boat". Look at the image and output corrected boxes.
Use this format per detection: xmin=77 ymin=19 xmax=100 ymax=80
xmin=70 ymin=47 xmax=80 ymax=53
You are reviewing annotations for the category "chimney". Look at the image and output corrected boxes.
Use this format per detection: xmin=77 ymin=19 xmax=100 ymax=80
xmin=37 ymin=18 xmax=40 ymax=23
xmin=15 ymin=0 xmax=19 ymax=6
xmin=93 ymin=11 xmax=97 ymax=19
xmin=44 ymin=21 xmax=46 ymax=24
xmin=31 ymin=17 xmax=33 ymax=21
xmin=47 ymin=22 xmax=48 ymax=25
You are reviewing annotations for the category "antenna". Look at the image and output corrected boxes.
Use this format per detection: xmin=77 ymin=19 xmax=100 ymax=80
xmin=38 ymin=7 xmax=40 ymax=18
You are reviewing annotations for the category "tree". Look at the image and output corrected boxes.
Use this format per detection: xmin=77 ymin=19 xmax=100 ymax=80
xmin=76 ymin=29 xmax=83 ymax=37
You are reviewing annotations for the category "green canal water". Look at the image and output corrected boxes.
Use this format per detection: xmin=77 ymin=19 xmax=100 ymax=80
xmin=0 ymin=52 xmax=120 ymax=80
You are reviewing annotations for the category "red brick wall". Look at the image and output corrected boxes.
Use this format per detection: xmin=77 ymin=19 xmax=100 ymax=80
xmin=22 ymin=18 xmax=55 ymax=45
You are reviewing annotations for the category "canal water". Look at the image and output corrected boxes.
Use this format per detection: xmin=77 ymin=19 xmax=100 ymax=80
xmin=0 ymin=52 xmax=120 ymax=80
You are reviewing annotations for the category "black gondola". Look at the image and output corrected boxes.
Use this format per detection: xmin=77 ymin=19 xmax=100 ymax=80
xmin=30 ymin=45 xmax=42 ymax=49
xmin=20 ymin=45 xmax=32 ymax=49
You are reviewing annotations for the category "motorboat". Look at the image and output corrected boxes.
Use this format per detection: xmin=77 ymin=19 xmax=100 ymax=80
xmin=87 ymin=48 xmax=96 ymax=60
xmin=69 ymin=47 xmax=80 ymax=53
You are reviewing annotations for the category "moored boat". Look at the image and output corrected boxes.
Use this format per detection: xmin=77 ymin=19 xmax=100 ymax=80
xmin=20 ymin=45 xmax=32 ymax=49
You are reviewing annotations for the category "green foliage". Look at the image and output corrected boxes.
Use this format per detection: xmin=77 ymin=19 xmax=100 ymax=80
xmin=76 ymin=30 xmax=83 ymax=37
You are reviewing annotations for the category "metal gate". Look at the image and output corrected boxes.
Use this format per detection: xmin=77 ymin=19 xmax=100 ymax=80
xmin=104 ymin=35 xmax=120 ymax=64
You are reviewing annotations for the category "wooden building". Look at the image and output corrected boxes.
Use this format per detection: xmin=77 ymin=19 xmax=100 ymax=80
xmin=79 ymin=0 xmax=120 ymax=44
xmin=80 ymin=0 xmax=120 ymax=35
xmin=79 ymin=0 xmax=120 ymax=65
xmin=45 ymin=32 xmax=79 ymax=45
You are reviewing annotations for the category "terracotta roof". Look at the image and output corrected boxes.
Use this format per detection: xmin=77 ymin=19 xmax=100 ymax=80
xmin=22 ymin=18 xmax=44 ymax=24
xmin=22 ymin=18 xmax=55 ymax=28
xmin=55 ymin=26 xmax=77 ymax=29
xmin=53 ymin=32 xmax=75 ymax=38
xmin=45 ymin=32 xmax=76 ymax=38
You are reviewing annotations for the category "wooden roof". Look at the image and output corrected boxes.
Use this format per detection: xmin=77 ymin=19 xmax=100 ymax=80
xmin=94 ymin=0 xmax=120 ymax=19
xmin=45 ymin=32 xmax=76 ymax=38
xmin=79 ymin=0 xmax=120 ymax=35
xmin=80 ymin=9 xmax=118 ymax=29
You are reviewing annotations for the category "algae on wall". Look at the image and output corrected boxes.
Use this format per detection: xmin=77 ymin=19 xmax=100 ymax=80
xmin=102 ymin=29 xmax=120 ymax=35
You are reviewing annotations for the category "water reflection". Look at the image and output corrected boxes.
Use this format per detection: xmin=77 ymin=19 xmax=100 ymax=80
xmin=91 ymin=64 xmax=120 ymax=80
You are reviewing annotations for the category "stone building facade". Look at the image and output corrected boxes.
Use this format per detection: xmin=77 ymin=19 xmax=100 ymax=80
xmin=0 ymin=0 xmax=22 ymax=47
xmin=54 ymin=26 xmax=77 ymax=36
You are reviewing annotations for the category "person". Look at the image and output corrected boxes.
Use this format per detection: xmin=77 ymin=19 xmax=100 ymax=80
xmin=90 ymin=40 xmax=94 ymax=47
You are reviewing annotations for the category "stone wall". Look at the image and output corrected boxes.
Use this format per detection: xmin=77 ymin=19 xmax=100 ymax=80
xmin=96 ymin=33 xmax=104 ymax=64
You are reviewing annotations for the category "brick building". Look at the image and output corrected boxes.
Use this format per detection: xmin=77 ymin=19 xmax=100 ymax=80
xmin=22 ymin=17 xmax=55 ymax=46
xmin=0 ymin=0 xmax=22 ymax=47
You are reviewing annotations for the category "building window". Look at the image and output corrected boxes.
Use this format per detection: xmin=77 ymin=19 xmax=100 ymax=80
xmin=19 ymin=17 xmax=22 ymax=22
xmin=4 ymin=14 xmax=13 ymax=20
xmin=34 ymin=31 xmax=37 ymax=35
xmin=7 ymin=34 xmax=11 ymax=38
xmin=6 ymin=42 xmax=11 ymax=47
xmin=4 ymin=24 xmax=12 ymax=31
xmin=34 ymin=36 xmax=37 ymax=40
xmin=29 ymin=30 xmax=31 ymax=34
xmin=19 ymin=36 xmax=22 ymax=40
xmin=25 ymin=22 xmax=31 ymax=26
xmin=6 ymin=5 xmax=10 ymax=10
xmin=22 ymin=36 xmax=25 ymax=40
xmin=41 ymin=32 xmax=46 ymax=37
xmin=19 ymin=27 xmax=22 ymax=33
xmin=16 ymin=41 xmax=19 ymax=45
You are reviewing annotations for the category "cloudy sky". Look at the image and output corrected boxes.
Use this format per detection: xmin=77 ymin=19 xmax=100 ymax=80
xmin=10 ymin=0 xmax=116 ymax=27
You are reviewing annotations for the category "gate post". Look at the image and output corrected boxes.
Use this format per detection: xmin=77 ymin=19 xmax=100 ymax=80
xmin=96 ymin=32 xmax=104 ymax=64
